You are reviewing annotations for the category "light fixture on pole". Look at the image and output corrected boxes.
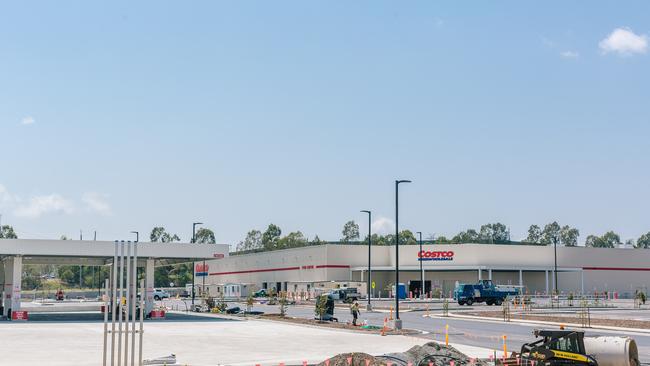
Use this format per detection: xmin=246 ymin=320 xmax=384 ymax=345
xmin=361 ymin=210 xmax=372 ymax=311
xmin=394 ymin=179 xmax=411 ymax=330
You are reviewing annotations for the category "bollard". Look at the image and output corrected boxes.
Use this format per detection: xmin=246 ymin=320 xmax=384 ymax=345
xmin=445 ymin=324 xmax=449 ymax=346
xmin=503 ymin=335 xmax=507 ymax=359
xmin=389 ymin=305 xmax=394 ymax=320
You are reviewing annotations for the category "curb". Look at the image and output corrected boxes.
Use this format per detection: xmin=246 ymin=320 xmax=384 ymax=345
xmin=428 ymin=312 xmax=650 ymax=335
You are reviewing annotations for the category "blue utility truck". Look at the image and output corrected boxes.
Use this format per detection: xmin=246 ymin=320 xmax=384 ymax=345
xmin=454 ymin=280 xmax=520 ymax=306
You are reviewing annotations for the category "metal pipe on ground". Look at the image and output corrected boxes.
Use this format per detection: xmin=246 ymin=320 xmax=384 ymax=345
xmin=584 ymin=336 xmax=639 ymax=366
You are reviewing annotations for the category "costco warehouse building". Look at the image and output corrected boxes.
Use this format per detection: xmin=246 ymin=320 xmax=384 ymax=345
xmin=198 ymin=243 xmax=650 ymax=298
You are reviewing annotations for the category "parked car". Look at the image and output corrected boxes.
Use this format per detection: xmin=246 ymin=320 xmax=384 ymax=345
xmin=153 ymin=288 xmax=170 ymax=301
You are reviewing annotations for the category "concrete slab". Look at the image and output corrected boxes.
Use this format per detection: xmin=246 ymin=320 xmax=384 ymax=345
xmin=0 ymin=315 xmax=490 ymax=365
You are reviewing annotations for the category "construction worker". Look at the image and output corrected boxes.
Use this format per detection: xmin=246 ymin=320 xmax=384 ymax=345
xmin=351 ymin=300 xmax=360 ymax=326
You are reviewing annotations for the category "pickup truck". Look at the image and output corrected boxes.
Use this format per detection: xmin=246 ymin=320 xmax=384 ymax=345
xmin=454 ymin=280 xmax=520 ymax=306
xmin=326 ymin=288 xmax=361 ymax=303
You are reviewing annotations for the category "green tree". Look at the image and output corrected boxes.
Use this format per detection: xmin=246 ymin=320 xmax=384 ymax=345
xmin=586 ymin=232 xmax=620 ymax=248
xmin=478 ymin=223 xmax=509 ymax=244
xmin=341 ymin=220 xmax=360 ymax=243
xmin=585 ymin=235 xmax=600 ymax=247
xmin=150 ymin=226 xmax=181 ymax=243
xmin=311 ymin=235 xmax=322 ymax=245
xmin=560 ymin=225 xmax=580 ymax=246
xmin=451 ymin=229 xmax=479 ymax=243
xmin=526 ymin=225 xmax=542 ymax=243
xmin=277 ymin=231 xmax=308 ymax=249
xmin=601 ymin=231 xmax=621 ymax=248
xmin=237 ymin=230 xmax=263 ymax=251
xmin=636 ymin=232 xmax=650 ymax=249
xmin=149 ymin=227 xmax=186 ymax=287
xmin=315 ymin=294 xmax=328 ymax=322
xmin=399 ymin=230 xmax=417 ymax=245
xmin=194 ymin=227 xmax=216 ymax=244
xmin=0 ymin=225 xmax=17 ymax=239
xmin=436 ymin=236 xmax=450 ymax=244
xmin=541 ymin=222 xmax=561 ymax=245
xmin=261 ymin=224 xmax=282 ymax=250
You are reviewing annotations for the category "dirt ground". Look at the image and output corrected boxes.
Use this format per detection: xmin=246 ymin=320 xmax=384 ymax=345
xmin=465 ymin=311 xmax=650 ymax=329
xmin=260 ymin=314 xmax=421 ymax=335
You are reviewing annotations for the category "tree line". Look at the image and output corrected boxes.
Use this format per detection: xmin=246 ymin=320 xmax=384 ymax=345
xmin=234 ymin=220 xmax=650 ymax=252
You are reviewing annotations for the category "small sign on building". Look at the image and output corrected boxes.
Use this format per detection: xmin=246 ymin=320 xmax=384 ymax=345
xmin=11 ymin=311 xmax=28 ymax=321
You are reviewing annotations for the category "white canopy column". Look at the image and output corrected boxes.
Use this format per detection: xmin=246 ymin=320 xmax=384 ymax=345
xmin=145 ymin=258 xmax=155 ymax=315
xmin=2 ymin=256 xmax=22 ymax=318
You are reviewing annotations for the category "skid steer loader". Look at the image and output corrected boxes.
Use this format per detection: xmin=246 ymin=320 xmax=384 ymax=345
xmin=517 ymin=330 xmax=598 ymax=366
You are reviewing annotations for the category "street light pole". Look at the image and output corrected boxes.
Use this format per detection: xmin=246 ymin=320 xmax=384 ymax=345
xmin=361 ymin=210 xmax=372 ymax=311
xmin=417 ymin=231 xmax=424 ymax=300
xmin=395 ymin=179 xmax=411 ymax=330
xmin=191 ymin=222 xmax=203 ymax=307
xmin=554 ymin=237 xmax=558 ymax=295
xmin=130 ymin=231 xmax=139 ymax=243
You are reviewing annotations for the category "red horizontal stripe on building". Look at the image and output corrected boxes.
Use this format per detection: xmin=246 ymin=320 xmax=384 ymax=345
xmin=583 ymin=267 xmax=650 ymax=271
xmin=209 ymin=264 xmax=350 ymax=276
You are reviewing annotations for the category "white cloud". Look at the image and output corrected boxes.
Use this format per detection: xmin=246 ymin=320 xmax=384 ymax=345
xmin=82 ymin=192 xmax=111 ymax=215
xmin=599 ymin=27 xmax=648 ymax=56
xmin=560 ymin=50 xmax=579 ymax=59
xmin=20 ymin=116 xmax=35 ymax=125
xmin=541 ymin=36 xmax=555 ymax=48
xmin=0 ymin=184 xmax=15 ymax=205
xmin=14 ymin=194 xmax=75 ymax=218
xmin=372 ymin=217 xmax=395 ymax=235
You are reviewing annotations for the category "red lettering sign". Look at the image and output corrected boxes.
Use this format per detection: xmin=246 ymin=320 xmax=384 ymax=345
xmin=195 ymin=263 xmax=209 ymax=272
xmin=11 ymin=311 xmax=28 ymax=320
xmin=417 ymin=250 xmax=454 ymax=261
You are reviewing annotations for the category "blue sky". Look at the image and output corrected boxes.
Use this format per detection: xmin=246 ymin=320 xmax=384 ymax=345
xmin=1 ymin=2 xmax=649 ymax=246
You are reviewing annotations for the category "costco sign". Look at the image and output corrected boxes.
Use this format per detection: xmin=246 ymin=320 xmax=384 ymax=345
xmin=418 ymin=250 xmax=454 ymax=261
xmin=195 ymin=263 xmax=209 ymax=277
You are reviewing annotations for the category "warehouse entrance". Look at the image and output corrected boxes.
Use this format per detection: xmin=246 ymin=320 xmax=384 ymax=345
xmin=408 ymin=280 xmax=431 ymax=297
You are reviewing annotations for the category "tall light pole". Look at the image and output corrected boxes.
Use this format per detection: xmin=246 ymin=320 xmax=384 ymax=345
xmin=191 ymin=222 xmax=203 ymax=307
xmin=553 ymin=236 xmax=558 ymax=295
xmin=361 ymin=210 xmax=372 ymax=311
xmin=417 ymin=231 xmax=424 ymax=300
xmin=130 ymin=231 xmax=139 ymax=243
xmin=394 ymin=179 xmax=411 ymax=330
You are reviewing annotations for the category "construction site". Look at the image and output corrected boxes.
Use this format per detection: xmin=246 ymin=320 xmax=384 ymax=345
xmin=1 ymin=242 xmax=648 ymax=366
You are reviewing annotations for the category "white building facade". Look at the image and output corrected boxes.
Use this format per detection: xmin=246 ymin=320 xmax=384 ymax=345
xmin=199 ymin=243 xmax=650 ymax=298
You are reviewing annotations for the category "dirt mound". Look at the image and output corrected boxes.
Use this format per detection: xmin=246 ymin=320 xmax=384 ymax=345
xmin=318 ymin=343 xmax=487 ymax=366
xmin=380 ymin=342 xmax=487 ymax=366
xmin=317 ymin=352 xmax=386 ymax=366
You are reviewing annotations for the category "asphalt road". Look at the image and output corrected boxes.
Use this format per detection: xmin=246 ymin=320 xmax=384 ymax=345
xmin=238 ymin=302 xmax=650 ymax=362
